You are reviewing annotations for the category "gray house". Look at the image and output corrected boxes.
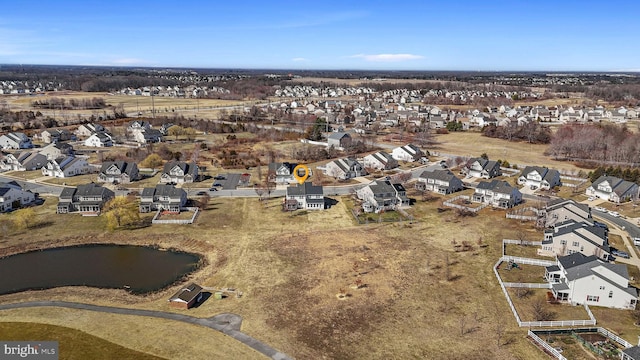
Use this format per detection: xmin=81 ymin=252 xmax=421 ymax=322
xmin=356 ymin=180 xmax=409 ymax=213
xmin=416 ymin=169 xmax=464 ymax=194
xmin=327 ymin=132 xmax=352 ymax=148
xmin=473 ymin=180 xmax=522 ymax=208
xmin=98 ymin=161 xmax=140 ymax=184
xmin=362 ymin=151 xmax=399 ymax=171
xmin=139 ymin=184 xmax=187 ymax=213
xmin=0 ymin=151 xmax=47 ymax=171
xmin=57 ymin=183 xmax=115 ymax=215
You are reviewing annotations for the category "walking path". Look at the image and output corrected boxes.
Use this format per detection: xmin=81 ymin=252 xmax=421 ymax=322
xmin=0 ymin=301 xmax=292 ymax=360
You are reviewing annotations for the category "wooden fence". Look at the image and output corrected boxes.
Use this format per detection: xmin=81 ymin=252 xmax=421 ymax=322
xmin=443 ymin=195 xmax=489 ymax=212
xmin=506 ymin=206 xmax=542 ymax=221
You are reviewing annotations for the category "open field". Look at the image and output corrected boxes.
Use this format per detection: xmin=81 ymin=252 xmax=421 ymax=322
xmin=0 ymin=194 xmax=577 ymax=360
xmin=432 ymin=132 xmax=582 ymax=173
xmin=0 ymin=322 xmax=166 ymax=360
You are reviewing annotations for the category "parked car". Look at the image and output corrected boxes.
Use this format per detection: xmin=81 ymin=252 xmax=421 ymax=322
xmin=214 ymin=175 xmax=226 ymax=180
xmin=196 ymin=191 xmax=207 ymax=196
xmin=612 ymin=250 xmax=630 ymax=259
xmin=633 ymin=237 xmax=640 ymax=246
xmin=588 ymin=196 xmax=595 ymax=201
xmin=209 ymin=188 xmax=218 ymax=191
xmin=594 ymin=206 xmax=607 ymax=212
xmin=608 ymin=211 xmax=621 ymax=217
xmin=593 ymin=221 xmax=608 ymax=230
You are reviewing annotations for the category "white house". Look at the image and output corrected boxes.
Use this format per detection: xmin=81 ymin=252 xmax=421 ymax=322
xmin=159 ymin=161 xmax=199 ymax=184
xmin=539 ymin=221 xmax=610 ymax=261
xmin=283 ymin=182 xmax=325 ymax=211
xmin=75 ymin=123 xmax=105 ymax=138
xmin=545 ymin=253 xmax=637 ymax=309
xmin=0 ymin=181 xmax=35 ymax=212
xmin=322 ymin=158 xmax=367 ymax=180
xmin=391 ymin=144 xmax=424 ymax=162
xmin=462 ymin=158 xmax=502 ymax=179
xmin=586 ymin=176 xmax=639 ymax=203
xmin=362 ymin=151 xmax=398 ymax=171
xmin=472 ymin=180 xmax=522 ymax=208
xmin=517 ymin=166 xmax=562 ymax=190
xmin=0 ymin=132 xmax=33 ymax=150
xmin=41 ymin=156 xmax=91 ymax=178
xmin=84 ymin=132 xmax=113 ymax=147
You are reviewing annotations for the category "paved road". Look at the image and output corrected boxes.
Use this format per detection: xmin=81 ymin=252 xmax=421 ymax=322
xmin=0 ymin=301 xmax=292 ymax=360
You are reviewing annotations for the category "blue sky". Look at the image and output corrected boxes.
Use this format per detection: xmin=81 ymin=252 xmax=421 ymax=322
xmin=1 ymin=1 xmax=638 ymax=71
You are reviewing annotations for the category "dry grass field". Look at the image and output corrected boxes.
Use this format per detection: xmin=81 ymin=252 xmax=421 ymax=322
xmin=2 ymin=191 xmax=638 ymax=359
xmin=432 ymin=132 xmax=582 ymax=173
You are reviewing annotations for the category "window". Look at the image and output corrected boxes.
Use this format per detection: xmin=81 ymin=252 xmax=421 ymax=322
xmin=560 ymin=240 xmax=567 ymax=245
xmin=609 ymin=291 xmax=613 ymax=299
xmin=599 ymin=286 xmax=605 ymax=290
xmin=587 ymin=295 xmax=599 ymax=302
xmin=572 ymin=241 xmax=579 ymax=247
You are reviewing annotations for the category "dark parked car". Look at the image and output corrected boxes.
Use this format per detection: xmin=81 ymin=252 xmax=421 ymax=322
xmin=196 ymin=191 xmax=207 ymax=196
xmin=214 ymin=175 xmax=226 ymax=180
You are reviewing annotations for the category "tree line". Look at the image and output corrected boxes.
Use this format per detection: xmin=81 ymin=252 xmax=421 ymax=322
xmin=588 ymin=166 xmax=640 ymax=184
xmin=481 ymin=122 xmax=552 ymax=144
xmin=31 ymin=97 xmax=106 ymax=110
xmin=546 ymin=123 xmax=640 ymax=166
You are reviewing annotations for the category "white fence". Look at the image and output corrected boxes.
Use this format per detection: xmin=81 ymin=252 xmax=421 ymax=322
xmin=503 ymin=239 xmax=543 ymax=246
xmin=151 ymin=207 xmax=199 ymax=224
xmin=506 ymin=206 xmax=542 ymax=221
xmin=528 ymin=330 xmax=568 ymax=360
xmin=503 ymin=282 xmax=551 ymax=289
xmin=443 ymin=195 xmax=489 ymax=212
xmin=494 ymin=255 xmax=596 ymax=328
xmin=597 ymin=327 xmax=632 ymax=348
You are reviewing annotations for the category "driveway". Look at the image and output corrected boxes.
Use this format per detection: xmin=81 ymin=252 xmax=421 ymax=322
xmin=0 ymin=301 xmax=292 ymax=360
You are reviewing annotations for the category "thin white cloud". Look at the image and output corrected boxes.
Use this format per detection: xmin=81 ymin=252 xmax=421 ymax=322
xmin=292 ymin=57 xmax=308 ymax=62
xmin=349 ymin=53 xmax=424 ymax=62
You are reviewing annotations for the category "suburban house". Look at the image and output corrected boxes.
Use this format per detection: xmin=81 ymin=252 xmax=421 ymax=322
xmin=268 ymin=162 xmax=307 ymax=184
xmin=545 ymin=253 xmax=637 ymax=309
xmin=160 ymin=161 xmax=199 ymax=184
xmin=41 ymin=156 xmax=91 ymax=178
xmin=0 ymin=181 xmax=35 ymax=212
xmin=283 ymin=182 xmax=325 ymax=211
xmin=322 ymin=158 xmax=367 ymax=180
xmin=362 ymin=151 xmax=399 ymax=171
xmin=391 ymin=144 xmax=424 ymax=162
xmin=0 ymin=151 xmax=47 ymax=171
xmin=139 ymin=184 xmax=187 ymax=213
xmin=327 ymin=132 xmax=352 ymax=148
xmin=539 ymin=221 xmax=610 ymax=261
xmin=543 ymin=198 xmax=592 ymax=228
xmin=517 ymin=166 xmax=562 ymax=190
xmin=586 ymin=175 xmax=639 ymax=203
xmin=415 ymin=168 xmax=464 ymax=194
xmin=98 ymin=161 xmax=140 ymax=184
xmin=133 ymin=128 xmax=163 ymax=144
xmin=56 ymin=183 xmax=115 ymax=215
xmin=40 ymin=128 xmax=73 ymax=144
xmin=0 ymin=132 xmax=33 ymax=150
xmin=462 ymin=158 xmax=502 ymax=179
xmin=472 ymin=180 xmax=522 ymax=208
xmin=168 ymin=283 xmax=204 ymax=309
xmin=39 ymin=142 xmax=74 ymax=160
xmin=84 ymin=132 xmax=113 ymax=147
xmin=356 ymin=180 xmax=409 ymax=213
xmin=74 ymin=123 xmax=105 ymax=138
xmin=127 ymin=120 xmax=151 ymax=133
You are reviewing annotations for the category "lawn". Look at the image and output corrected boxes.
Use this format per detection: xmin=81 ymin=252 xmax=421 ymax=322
xmin=0 ymin=191 xmax=636 ymax=360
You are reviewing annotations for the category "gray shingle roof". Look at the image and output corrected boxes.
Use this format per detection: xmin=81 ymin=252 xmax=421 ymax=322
xmin=286 ymin=182 xmax=323 ymax=196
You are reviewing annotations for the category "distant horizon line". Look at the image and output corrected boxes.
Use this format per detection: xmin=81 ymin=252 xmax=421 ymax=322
xmin=1 ymin=63 xmax=639 ymax=75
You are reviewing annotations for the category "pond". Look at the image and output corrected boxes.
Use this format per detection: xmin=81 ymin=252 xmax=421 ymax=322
xmin=0 ymin=244 xmax=202 ymax=295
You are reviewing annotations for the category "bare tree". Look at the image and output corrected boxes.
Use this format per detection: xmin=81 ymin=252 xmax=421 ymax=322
xmin=531 ymin=299 xmax=555 ymax=321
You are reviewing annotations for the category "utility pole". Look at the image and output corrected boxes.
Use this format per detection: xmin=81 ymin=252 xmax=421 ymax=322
xmin=151 ymin=86 xmax=155 ymax=118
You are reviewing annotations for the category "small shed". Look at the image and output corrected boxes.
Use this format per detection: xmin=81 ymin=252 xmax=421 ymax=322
xmin=168 ymin=283 xmax=203 ymax=309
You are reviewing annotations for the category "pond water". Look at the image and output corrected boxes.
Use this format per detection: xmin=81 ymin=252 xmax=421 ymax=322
xmin=0 ymin=244 xmax=201 ymax=295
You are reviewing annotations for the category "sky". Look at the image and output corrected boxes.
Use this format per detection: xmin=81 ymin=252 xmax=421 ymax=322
xmin=1 ymin=0 xmax=639 ymax=71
